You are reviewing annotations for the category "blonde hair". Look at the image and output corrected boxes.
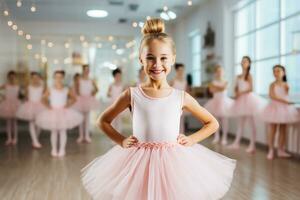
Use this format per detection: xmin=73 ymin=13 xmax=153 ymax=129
xmin=139 ymin=18 xmax=176 ymax=55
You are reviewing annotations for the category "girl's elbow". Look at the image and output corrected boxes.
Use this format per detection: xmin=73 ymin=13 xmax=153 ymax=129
xmin=212 ymin=118 xmax=220 ymax=132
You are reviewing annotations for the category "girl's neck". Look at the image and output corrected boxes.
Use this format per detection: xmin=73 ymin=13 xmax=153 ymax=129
xmin=145 ymin=79 xmax=170 ymax=89
xmin=54 ymin=83 xmax=64 ymax=89
xmin=82 ymin=75 xmax=89 ymax=80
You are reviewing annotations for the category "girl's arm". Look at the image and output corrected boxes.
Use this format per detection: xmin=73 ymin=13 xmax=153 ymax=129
xmin=107 ymin=85 xmax=112 ymax=98
xmin=209 ymin=81 xmax=227 ymax=93
xmin=269 ymin=83 xmax=290 ymax=104
xmin=66 ymin=88 xmax=77 ymax=107
xmin=92 ymin=80 xmax=99 ymax=96
xmin=42 ymin=88 xmax=50 ymax=108
xmin=98 ymin=89 xmax=137 ymax=147
xmin=178 ymin=92 xmax=219 ymax=146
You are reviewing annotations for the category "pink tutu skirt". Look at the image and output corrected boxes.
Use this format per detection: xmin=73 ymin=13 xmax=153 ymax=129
xmin=72 ymin=95 xmax=100 ymax=113
xmin=204 ymin=96 xmax=234 ymax=117
xmin=16 ymin=101 xmax=47 ymax=121
xmin=231 ymin=92 xmax=266 ymax=116
xmin=81 ymin=142 xmax=236 ymax=200
xmin=260 ymin=100 xmax=299 ymax=124
xmin=36 ymin=107 xmax=83 ymax=130
xmin=0 ymin=98 xmax=20 ymax=119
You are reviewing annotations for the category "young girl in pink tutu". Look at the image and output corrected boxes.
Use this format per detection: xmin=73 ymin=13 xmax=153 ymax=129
xmin=36 ymin=70 xmax=83 ymax=157
xmin=74 ymin=65 xmax=99 ymax=143
xmin=81 ymin=18 xmax=236 ymax=200
xmin=205 ymin=66 xmax=234 ymax=145
xmin=16 ymin=72 xmax=46 ymax=148
xmin=107 ymin=68 xmax=124 ymax=132
xmin=261 ymin=65 xmax=299 ymax=160
xmin=0 ymin=70 xmax=20 ymax=145
xmin=228 ymin=56 xmax=265 ymax=153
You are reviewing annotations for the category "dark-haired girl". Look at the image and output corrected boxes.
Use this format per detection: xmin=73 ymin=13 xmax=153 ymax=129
xmin=261 ymin=65 xmax=299 ymax=160
xmin=228 ymin=56 xmax=266 ymax=154
xmin=0 ymin=70 xmax=20 ymax=145
xmin=35 ymin=70 xmax=83 ymax=157
xmin=16 ymin=72 xmax=46 ymax=148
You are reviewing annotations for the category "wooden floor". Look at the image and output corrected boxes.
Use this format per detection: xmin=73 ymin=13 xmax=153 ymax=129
xmin=1 ymin=128 xmax=300 ymax=200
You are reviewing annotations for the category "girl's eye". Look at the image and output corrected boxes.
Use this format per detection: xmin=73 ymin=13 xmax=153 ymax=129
xmin=146 ymin=56 xmax=155 ymax=60
xmin=161 ymin=57 xmax=167 ymax=61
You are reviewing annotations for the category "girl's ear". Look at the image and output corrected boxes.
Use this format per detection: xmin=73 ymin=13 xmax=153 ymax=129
xmin=139 ymin=56 xmax=143 ymax=65
xmin=171 ymin=54 xmax=176 ymax=65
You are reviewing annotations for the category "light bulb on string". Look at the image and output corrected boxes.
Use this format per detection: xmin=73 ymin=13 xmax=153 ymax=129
xmin=17 ymin=0 xmax=22 ymax=7
xmin=27 ymin=44 xmax=32 ymax=50
xmin=163 ymin=6 xmax=168 ymax=11
xmin=187 ymin=1 xmax=193 ymax=6
xmin=4 ymin=10 xmax=9 ymax=16
xmin=12 ymin=24 xmax=18 ymax=31
xmin=7 ymin=21 xmax=13 ymax=26
xmin=25 ymin=34 xmax=31 ymax=40
xmin=18 ymin=30 xmax=23 ymax=36
xmin=31 ymin=4 xmax=37 ymax=12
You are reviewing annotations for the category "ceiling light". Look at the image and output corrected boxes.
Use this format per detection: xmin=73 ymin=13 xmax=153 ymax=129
xmin=86 ymin=10 xmax=108 ymax=18
xmin=4 ymin=10 xmax=9 ymax=16
xmin=31 ymin=4 xmax=37 ymax=12
xmin=160 ymin=12 xmax=170 ymax=21
xmin=139 ymin=22 xmax=144 ymax=28
xmin=188 ymin=1 xmax=193 ymax=6
xmin=17 ymin=0 xmax=22 ymax=7
xmin=168 ymin=11 xmax=177 ymax=19
xmin=25 ymin=34 xmax=31 ymax=40
xmin=132 ymin=22 xmax=138 ymax=27
xmin=7 ymin=21 xmax=13 ymax=26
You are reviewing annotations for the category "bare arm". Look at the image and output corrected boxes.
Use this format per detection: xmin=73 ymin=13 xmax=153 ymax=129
xmin=240 ymin=75 xmax=253 ymax=95
xmin=98 ymin=89 xmax=136 ymax=146
xmin=92 ymin=80 xmax=98 ymax=96
xmin=42 ymin=88 xmax=50 ymax=108
xmin=269 ymin=83 xmax=290 ymax=104
xmin=66 ymin=88 xmax=77 ymax=107
xmin=178 ymin=92 xmax=219 ymax=146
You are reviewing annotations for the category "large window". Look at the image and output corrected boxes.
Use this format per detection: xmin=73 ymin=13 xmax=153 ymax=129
xmin=189 ymin=30 xmax=201 ymax=86
xmin=234 ymin=0 xmax=300 ymax=96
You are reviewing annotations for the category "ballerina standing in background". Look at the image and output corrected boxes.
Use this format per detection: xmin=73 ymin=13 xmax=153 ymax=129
xmin=0 ymin=70 xmax=20 ymax=146
xmin=135 ymin=67 xmax=147 ymax=86
xmin=228 ymin=56 xmax=265 ymax=153
xmin=204 ymin=66 xmax=234 ymax=145
xmin=261 ymin=65 xmax=299 ymax=160
xmin=36 ymin=70 xmax=83 ymax=157
xmin=74 ymin=65 xmax=100 ymax=143
xmin=16 ymin=72 xmax=46 ymax=148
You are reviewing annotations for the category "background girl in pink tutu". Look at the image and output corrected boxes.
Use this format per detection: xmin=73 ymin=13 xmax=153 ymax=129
xmin=261 ymin=65 xmax=299 ymax=160
xmin=16 ymin=72 xmax=46 ymax=148
xmin=81 ymin=18 xmax=235 ymax=200
xmin=74 ymin=65 xmax=99 ymax=143
xmin=36 ymin=70 xmax=83 ymax=157
xmin=205 ymin=65 xmax=234 ymax=145
xmin=0 ymin=70 xmax=20 ymax=146
xmin=228 ymin=56 xmax=265 ymax=153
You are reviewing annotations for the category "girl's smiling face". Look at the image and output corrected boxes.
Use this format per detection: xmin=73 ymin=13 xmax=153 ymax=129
xmin=273 ymin=66 xmax=284 ymax=81
xmin=139 ymin=39 xmax=175 ymax=82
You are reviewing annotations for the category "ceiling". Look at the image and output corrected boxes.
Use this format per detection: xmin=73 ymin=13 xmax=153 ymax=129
xmin=5 ymin=0 xmax=204 ymax=24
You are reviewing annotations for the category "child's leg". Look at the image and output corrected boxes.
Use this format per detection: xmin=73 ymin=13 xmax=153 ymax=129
xmin=11 ymin=118 xmax=18 ymax=145
xmin=77 ymin=123 xmax=84 ymax=143
xmin=5 ymin=119 xmax=12 ymax=145
xmin=228 ymin=116 xmax=246 ymax=149
xmin=84 ymin=112 xmax=91 ymax=142
xmin=221 ymin=118 xmax=229 ymax=145
xmin=212 ymin=117 xmax=220 ymax=144
xmin=50 ymin=130 xmax=58 ymax=157
xmin=267 ymin=123 xmax=277 ymax=160
xmin=29 ymin=121 xmax=42 ymax=148
xmin=246 ymin=116 xmax=256 ymax=153
xmin=278 ymin=124 xmax=291 ymax=158
xmin=58 ymin=130 xmax=67 ymax=157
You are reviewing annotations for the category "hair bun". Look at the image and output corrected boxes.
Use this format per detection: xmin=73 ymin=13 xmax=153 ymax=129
xmin=142 ymin=18 xmax=165 ymax=36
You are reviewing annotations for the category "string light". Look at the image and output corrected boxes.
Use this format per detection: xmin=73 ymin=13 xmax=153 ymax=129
xmin=12 ymin=24 xmax=18 ymax=31
xmin=31 ymin=4 xmax=37 ymax=12
xmin=187 ymin=0 xmax=193 ymax=6
xmin=18 ymin=30 xmax=24 ymax=36
xmin=7 ymin=21 xmax=13 ymax=26
xmin=132 ymin=22 xmax=138 ymax=28
xmin=27 ymin=44 xmax=32 ymax=50
xmin=3 ymin=10 xmax=9 ymax=16
xmin=163 ymin=6 xmax=168 ymax=11
xmin=25 ymin=34 xmax=31 ymax=40
xmin=47 ymin=42 xmax=54 ymax=47
xmin=108 ymin=36 xmax=114 ymax=41
xmin=16 ymin=0 xmax=22 ymax=7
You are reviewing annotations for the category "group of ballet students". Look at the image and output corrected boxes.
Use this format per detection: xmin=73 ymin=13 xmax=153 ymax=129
xmin=0 ymin=56 xmax=299 ymax=160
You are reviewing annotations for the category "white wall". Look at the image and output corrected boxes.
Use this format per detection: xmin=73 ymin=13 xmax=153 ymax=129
xmin=0 ymin=15 xmax=18 ymax=84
